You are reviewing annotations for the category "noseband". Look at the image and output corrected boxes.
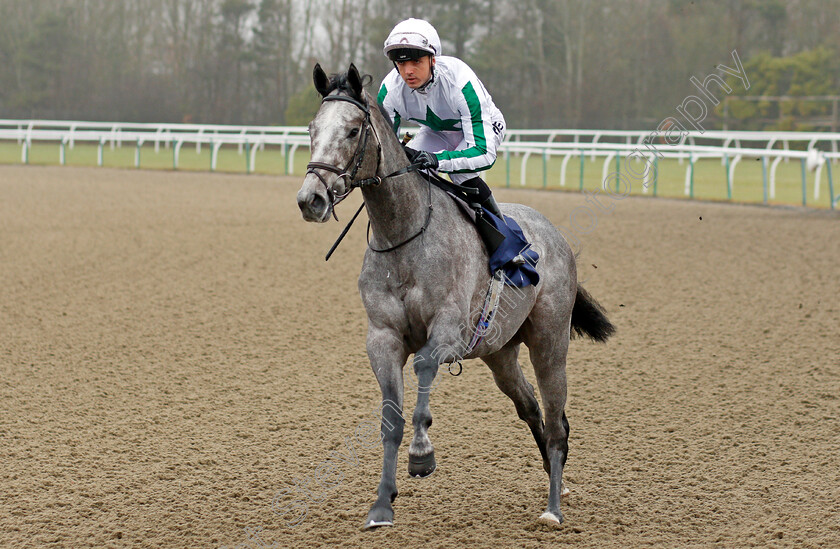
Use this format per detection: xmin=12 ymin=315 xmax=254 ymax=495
xmin=305 ymin=95 xmax=383 ymax=221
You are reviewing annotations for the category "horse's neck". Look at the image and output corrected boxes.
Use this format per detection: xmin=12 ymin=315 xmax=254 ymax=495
xmin=361 ymin=111 xmax=430 ymax=250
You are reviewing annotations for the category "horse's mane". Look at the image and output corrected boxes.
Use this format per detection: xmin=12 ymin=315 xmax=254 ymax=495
xmin=324 ymin=71 xmax=374 ymax=102
xmin=325 ymin=69 xmax=396 ymax=137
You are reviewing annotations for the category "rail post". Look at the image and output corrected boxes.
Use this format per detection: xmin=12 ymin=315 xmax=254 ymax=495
xmin=689 ymin=154 xmax=695 ymax=199
xmin=761 ymin=156 xmax=768 ymax=204
xmin=578 ymin=151 xmax=584 ymax=191
xmin=615 ymin=151 xmax=620 ymax=193
xmin=725 ymin=154 xmax=731 ymax=200
xmin=245 ymin=141 xmax=251 ymax=175
xmin=800 ymin=158 xmax=807 ymax=206
xmin=542 ymin=151 xmax=547 ymax=188
xmin=653 ymin=157 xmax=658 ymax=197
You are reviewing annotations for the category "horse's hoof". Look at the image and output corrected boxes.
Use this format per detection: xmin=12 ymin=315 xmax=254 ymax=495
xmin=364 ymin=505 xmax=394 ymax=530
xmin=561 ymin=483 xmax=570 ymax=497
xmin=538 ymin=510 xmax=564 ymax=528
xmin=408 ymin=451 xmax=436 ymax=478
xmin=362 ymin=518 xmax=394 ymax=530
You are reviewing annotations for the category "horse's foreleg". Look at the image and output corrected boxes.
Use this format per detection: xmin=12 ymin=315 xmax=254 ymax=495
xmin=364 ymin=331 xmax=408 ymax=529
xmin=407 ymin=342 xmax=441 ymax=478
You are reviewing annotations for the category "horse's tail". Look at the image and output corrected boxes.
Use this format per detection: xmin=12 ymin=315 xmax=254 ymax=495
xmin=570 ymin=285 xmax=615 ymax=342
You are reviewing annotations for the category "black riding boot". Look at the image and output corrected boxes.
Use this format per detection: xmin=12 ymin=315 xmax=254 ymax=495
xmin=461 ymin=176 xmax=506 ymax=255
xmin=480 ymin=194 xmax=503 ymax=218
xmin=460 ymin=176 xmax=503 ymax=218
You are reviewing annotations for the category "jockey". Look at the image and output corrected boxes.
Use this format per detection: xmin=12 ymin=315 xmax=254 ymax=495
xmin=377 ymin=18 xmax=507 ymax=229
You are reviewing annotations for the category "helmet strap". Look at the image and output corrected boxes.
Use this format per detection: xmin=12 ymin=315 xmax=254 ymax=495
xmin=416 ymin=57 xmax=435 ymax=92
xmin=393 ymin=54 xmax=435 ymax=92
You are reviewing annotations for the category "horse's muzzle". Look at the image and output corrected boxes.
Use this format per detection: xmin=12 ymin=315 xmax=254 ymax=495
xmin=297 ymin=187 xmax=330 ymax=223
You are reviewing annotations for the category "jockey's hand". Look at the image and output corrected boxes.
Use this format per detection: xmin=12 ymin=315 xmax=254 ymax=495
xmin=403 ymin=145 xmax=420 ymax=162
xmin=414 ymin=151 xmax=439 ymax=170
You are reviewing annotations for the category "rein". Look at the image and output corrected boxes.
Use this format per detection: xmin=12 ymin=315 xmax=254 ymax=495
xmin=366 ymin=180 xmax=433 ymax=253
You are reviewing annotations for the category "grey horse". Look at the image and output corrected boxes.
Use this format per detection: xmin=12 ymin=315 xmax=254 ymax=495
xmin=296 ymin=64 xmax=614 ymax=529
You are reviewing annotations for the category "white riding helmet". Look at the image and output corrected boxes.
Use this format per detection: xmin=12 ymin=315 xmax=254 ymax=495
xmin=383 ymin=18 xmax=442 ymax=61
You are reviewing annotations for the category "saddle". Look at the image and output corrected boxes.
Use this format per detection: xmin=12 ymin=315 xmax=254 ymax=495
xmin=419 ymin=170 xmax=540 ymax=288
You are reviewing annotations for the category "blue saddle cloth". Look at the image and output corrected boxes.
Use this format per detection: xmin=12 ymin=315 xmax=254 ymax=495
xmin=484 ymin=211 xmax=540 ymax=288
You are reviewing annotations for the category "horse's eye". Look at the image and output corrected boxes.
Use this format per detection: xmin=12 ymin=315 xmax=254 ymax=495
xmin=348 ymin=128 xmax=360 ymax=138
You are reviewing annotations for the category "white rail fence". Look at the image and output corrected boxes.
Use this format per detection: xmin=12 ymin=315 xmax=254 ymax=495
xmin=0 ymin=123 xmax=311 ymax=175
xmin=501 ymin=141 xmax=838 ymax=207
xmin=1 ymin=119 xmax=838 ymax=208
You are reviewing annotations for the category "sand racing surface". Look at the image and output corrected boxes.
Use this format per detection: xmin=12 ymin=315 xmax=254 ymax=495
xmin=2 ymin=165 xmax=839 ymax=548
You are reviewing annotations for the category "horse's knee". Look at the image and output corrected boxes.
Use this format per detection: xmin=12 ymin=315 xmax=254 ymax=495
xmin=379 ymin=408 xmax=405 ymax=445
xmin=413 ymin=352 xmax=439 ymax=376
xmin=382 ymin=421 xmax=404 ymax=446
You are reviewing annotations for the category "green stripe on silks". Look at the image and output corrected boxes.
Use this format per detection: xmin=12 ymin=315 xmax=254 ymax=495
xmin=377 ymin=84 xmax=401 ymax=134
xmin=436 ymin=81 xmax=489 ymax=167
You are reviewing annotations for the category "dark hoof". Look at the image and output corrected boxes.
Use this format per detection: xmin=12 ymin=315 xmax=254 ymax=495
xmin=408 ymin=451 xmax=436 ymax=478
xmin=364 ymin=503 xmax=394 ymax=530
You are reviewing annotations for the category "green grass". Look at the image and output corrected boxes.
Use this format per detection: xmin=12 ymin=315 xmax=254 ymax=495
xmin=485 ymin=151 xmax=837 ymax=208
xmin=0 ymin=141 xmax=310 ymax=176
xmin=2 ymin=140 xmax=836 ymax=208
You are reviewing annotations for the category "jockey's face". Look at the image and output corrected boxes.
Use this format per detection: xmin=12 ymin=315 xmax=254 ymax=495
xmin=396 ymin=55 xmax=435 ymax=89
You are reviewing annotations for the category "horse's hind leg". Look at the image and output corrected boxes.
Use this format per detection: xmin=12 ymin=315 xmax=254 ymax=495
xmin=523 ymin=317 xmax=572 ymax=526
xmin=481 ymin=343 xmax=550 ymax=474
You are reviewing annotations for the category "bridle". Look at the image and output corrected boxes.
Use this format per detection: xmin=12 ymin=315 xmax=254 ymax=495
xmin=305 ymin=94 xmax=391 ymax=221
xmin=305 ymin=90 xmax=482 ymax=260
xmin=306 ymin=92 xmax=432 ymax=260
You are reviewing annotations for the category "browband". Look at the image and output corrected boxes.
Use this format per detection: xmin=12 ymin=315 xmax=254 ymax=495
xmin=322 ymin=94 xmax=370 ymax=114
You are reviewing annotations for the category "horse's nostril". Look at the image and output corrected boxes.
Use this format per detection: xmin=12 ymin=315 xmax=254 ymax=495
xmin=298 ymin=190 xmax=328 ymax=220
xmin=310 ymin=193 xmax=326 ymax=213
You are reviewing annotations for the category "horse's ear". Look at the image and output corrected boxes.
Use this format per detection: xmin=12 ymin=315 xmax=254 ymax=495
xmin=313 ymin=63 xmax=330 ymax=97
xmin=347 ymin=63 xmax=363 ymax=99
